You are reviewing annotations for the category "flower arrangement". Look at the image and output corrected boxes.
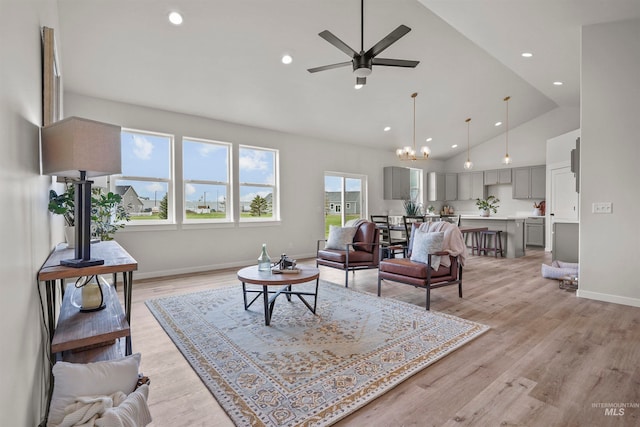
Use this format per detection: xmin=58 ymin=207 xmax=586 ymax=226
xmin=475 ymin=195 xmax=500 ymax=216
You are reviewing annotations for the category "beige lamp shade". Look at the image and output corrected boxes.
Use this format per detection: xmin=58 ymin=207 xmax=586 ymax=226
xmin=41 ymin=116 xmax=122 ymax=178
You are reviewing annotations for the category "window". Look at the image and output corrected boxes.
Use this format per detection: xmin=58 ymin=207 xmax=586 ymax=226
xmin=324 ymin=172 xmax=367 ymax=237
xmin=116 ymin=129 xmax=173 ymax=223
xmin=183 ymin=138 xmax=231 ymax=222
xmin=239 ymin=146 xmax=279 ymax=221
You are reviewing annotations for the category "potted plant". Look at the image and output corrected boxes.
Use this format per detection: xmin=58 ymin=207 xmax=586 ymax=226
xmin=49 ymin=185 xmax=131 ymax=244
xmin=49 ymin=186 xmax=77 ymax=246
xmin=403 ymin=199 xmax=423 ymax=216
xmin=476 ymin=195 xmax=500 ymax=217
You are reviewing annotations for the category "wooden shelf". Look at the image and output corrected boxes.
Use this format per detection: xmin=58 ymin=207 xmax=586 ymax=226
xmin=52 ymin=283 xmax=129 ymax=355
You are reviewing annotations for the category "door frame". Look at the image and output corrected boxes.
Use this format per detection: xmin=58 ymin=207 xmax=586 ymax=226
xmin=546 ymin=161 xmax=579 ymax=251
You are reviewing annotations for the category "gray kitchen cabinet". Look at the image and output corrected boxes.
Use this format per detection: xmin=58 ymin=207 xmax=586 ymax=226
xmin=427 ymin=172 xmax=445 ymax=202
xmin=471 ymin=171 xmax=485 ymax=199
xmin=513 ymin=165 xmax=546 ymax=199
xmin=445 ymin=173 xmax=458 ymax=201
xmin=553 ymin=222 xmax=579 ymax=263
xmin=526 ymin=217 xmax=545 ymax=247
xmin=484 ymin=168 xmax=511 ymax=185
xmin=383 ymin=166 xmax=410 ymax=200
xmin=458 ymin=172 xmax=485 ymax=200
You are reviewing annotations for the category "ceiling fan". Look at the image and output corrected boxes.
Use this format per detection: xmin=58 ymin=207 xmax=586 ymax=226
xmin=307 ymin=0 xmax=419 ymax=86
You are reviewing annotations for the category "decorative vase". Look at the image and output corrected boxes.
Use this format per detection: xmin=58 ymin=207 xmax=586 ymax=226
xmin=481 ymin=209 xmax=491 ymax=217
xmin=258 ymin=243 xmax=271 ymax=271
xmin=64 ymin=225 xmax=75 ymax=248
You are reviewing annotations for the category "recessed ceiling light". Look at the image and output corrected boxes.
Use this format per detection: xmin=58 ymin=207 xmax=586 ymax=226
xmin=553 ymin=81 xmax=564 ymax=86
xmin=426 ymin=137 xmax=432 ymax=142
xmin=495 ymin=121 xmax=502 ymax=127
xmin=168 ymin=11 xmax=183 ymax=25
xmin=521 ymin=52 xmax=533 ymax=58
xmin=281 ymin=54 xmax=293 ymax=65
xmin=383 ymin=126 xmax=391 ymax=132
xmin=451 ymin=144 xmax=458 ymax=148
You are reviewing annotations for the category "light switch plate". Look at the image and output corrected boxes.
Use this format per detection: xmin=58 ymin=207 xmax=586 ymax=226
xmin=592 ymin=202 xmax=612 ymax=214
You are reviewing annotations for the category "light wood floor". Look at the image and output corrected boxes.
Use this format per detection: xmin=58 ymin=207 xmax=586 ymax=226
xmin=127 ymin=248 xmax=640 ymax=426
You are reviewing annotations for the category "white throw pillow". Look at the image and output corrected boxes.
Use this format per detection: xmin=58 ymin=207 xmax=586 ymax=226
xmin=410 ymin=231 xmax=444 ymax=270
xmin=324 ymin=225 xmax=357 ymax=251
xmin=48 ymin=353 xmax=141 ymax=427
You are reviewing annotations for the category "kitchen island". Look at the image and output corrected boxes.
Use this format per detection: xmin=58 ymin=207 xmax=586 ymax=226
xmin=459 ymin=216 xmax=526 ymax=258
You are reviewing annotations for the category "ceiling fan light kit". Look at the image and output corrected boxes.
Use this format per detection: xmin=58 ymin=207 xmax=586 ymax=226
xmin=308 ymin=0 xmax=419 ymax=87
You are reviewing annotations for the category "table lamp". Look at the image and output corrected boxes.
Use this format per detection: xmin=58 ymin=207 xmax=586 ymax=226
xmin=41 ymin=116 xmax=122 ymax=268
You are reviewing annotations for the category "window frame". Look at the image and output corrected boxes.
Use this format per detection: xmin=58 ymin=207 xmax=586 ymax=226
xmin=115 ymin=128 xmax=175 ymax=226
xmin=238 ymin=144 xmax=280 ymax=223
xmin=182 ymin=137 xmax=232 ymax=224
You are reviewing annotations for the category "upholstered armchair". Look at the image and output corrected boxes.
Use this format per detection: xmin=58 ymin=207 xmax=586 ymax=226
xmin=378 ymin=222 xmax=466 ymax=310
xmin=317 ymin=220 xmax=380 ymax=287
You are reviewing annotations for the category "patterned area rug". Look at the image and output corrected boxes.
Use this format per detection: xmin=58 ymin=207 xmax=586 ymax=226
xmin=146 ymin=281 xmax=489 ymax=426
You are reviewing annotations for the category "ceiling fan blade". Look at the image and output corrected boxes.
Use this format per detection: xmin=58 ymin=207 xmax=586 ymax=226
xmin=372 ymin=58 xmax=419 ymax=68
xmin=307 ymin=61 xmax=352 ymax=73
xmin=318 ymin=30 xmax=358 ymax=58
xmin=365 ymin=24 xmax=411 ymax=58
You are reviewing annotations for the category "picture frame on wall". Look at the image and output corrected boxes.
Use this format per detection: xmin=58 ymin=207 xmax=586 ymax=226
xmin=42 ymin=26 xmax=62 ymax=126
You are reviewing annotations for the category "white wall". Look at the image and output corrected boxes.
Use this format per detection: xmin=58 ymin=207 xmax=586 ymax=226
xmin=443 ymin=106 xmax=580 ymax=216
xmin=579 ymin=19 xmax=640 ymax=307
xmin=64 ymin=93 xmax=446 ymax=279
xmin=0 ymin=0 xmax=60 ymax=425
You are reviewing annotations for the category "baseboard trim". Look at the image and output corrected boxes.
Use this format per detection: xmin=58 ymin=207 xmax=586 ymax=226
xmin=577 ymin=289 xmax=640 ymax=308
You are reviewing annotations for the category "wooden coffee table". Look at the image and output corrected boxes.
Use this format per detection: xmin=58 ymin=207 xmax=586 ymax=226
xmin=237 ymin=265 xmax=320 ymax=326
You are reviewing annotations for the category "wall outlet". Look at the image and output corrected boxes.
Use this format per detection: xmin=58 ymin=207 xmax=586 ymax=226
xmin=592 ymin=202 xmax=613 ymax=214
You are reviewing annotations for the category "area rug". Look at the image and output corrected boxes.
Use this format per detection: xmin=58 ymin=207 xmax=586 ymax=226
xmin=146 ymin=281 xmax=489 ymax=426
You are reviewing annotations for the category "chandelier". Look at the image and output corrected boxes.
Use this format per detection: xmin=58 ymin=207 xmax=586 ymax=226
xmin=396 ymin=92 xmax=430 ymax=161
xmin=463 ymin=117 xmax=473 ymax=170
xmin=502 ymin=96 xmax=512 ymax=164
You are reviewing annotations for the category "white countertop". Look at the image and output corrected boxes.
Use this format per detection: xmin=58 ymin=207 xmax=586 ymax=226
xmin=460 ymin=215 xmax=525 ymax=220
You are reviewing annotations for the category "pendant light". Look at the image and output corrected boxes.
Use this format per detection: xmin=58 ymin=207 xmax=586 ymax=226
xmin=396 ymin=93 xmax=430 ymax=161
xmin=502 ymin=96 xmax=512 ymax=164
xmin=463 ymin=117 xmax=473 ymax=170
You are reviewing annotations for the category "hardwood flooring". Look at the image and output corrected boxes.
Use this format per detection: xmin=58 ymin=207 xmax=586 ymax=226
xmin=126 ymin=248 xmax=640 ymax=426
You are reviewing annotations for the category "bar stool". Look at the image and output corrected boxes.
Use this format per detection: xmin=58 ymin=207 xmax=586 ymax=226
xmin=480 ymin=230 xmax=504 ymax=258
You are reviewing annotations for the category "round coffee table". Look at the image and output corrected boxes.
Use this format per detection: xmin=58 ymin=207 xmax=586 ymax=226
xmin=237 ymin=265 xmax=320 ymax=326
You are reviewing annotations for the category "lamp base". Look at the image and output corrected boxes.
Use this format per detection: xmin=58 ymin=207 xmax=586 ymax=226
xmin=60 ymin=258 xmax=105 ymax=268
xmin=79 ymin=302 xmax=106 ymax=312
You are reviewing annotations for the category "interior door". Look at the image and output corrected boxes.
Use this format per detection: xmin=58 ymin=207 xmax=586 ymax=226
xmin=549 ymin=166 xmax=578 ymax=250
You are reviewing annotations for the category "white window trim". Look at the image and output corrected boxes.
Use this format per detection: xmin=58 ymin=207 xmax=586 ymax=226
xmin=238 ymin=145 xmax=280 ymax=222
xmin=116 ymin=128 xmax=175 ymax=226
xmin=182 ymin=137 xmax=233 ymax=224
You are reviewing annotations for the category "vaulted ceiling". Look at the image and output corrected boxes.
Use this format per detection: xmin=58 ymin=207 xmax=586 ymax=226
xmin=56 ymin=0 xmax=640 ymax=159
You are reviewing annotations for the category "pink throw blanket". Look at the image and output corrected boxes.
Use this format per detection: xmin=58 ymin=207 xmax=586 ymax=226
xmin=418 ymin=222 xmax=467 ymax=267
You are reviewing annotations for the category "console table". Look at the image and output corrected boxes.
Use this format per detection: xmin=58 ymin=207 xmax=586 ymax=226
xmin=38 ymin=241 xmax=137 ymax=363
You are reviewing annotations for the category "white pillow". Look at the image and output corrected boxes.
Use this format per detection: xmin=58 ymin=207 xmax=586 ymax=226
xmin=324 ymin=225 xmax=357 ymax=251
xmin=410 ymin=231 xmax=444 ymax=270
xmin=48 ymin=353 xmax=141 ymax=427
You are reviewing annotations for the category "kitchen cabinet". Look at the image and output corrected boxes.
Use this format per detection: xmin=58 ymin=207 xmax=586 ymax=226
xmin=445 ymin=173 xmax=458 ymax=201
xmin=553 ymin=222 xmax=579 ymax=262
xmin=428 ymin=172 xmax=457 ymax=201
xmin=458 ymin=172 xmax=485 ymax=201
xmin=383 ymin=166 xmax=410 ymax=200
xmin=526 ymin=217 xmax=545 ymax=247
xmin=484 ymin=168 xmax=512 ymax=185
xmin=427 ymin=172 xmax=444 ymax=201
xmin=513 ymin=165 xmax=546 ymax=199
